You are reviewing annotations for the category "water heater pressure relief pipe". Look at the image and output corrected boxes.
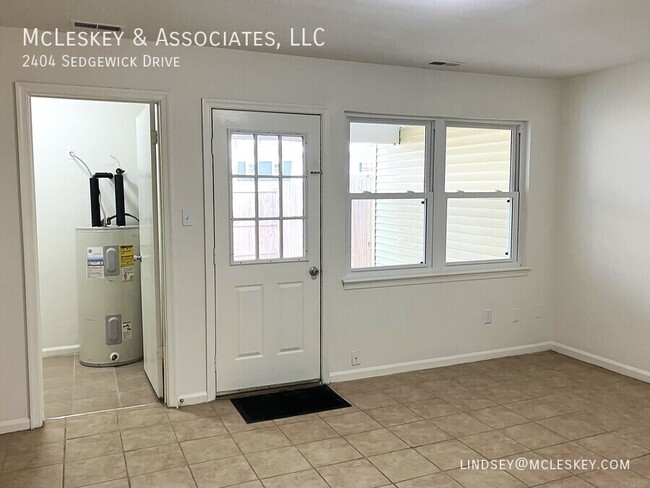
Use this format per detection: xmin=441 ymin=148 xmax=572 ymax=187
xmin=89 ymin=168 xmax=128 ymax=227
xmin=89 ymin=172 xmax=113 ymax=227
xmin=114 ymin=168 xmax=126 ymax=226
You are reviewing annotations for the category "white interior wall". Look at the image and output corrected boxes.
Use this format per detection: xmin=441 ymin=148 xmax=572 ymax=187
xmin=555 ymin=60 xmax=650 ymax=374
xmin=32 ymin=98 xmax=146 ymax=353
xmin=0 ymin=26 xmax=560 ymax=431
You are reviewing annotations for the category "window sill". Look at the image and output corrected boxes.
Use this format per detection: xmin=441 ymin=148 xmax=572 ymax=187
xmin=341 ymin=266 xmax=531 ymax=290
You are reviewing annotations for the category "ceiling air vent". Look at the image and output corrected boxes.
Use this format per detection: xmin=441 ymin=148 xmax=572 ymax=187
xmin=429 ymin=61 xmax=463 ymax=67
xmin=71 ymin=20 xmax=123 ymax=33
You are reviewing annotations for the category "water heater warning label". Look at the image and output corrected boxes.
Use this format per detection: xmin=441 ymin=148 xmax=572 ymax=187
xmin=122 ymin=321 xmax=132 ymax=341
xmin=86 ymin=247 xmax=104 ymax=279
xmin=119 ymin=245 xmax=134 ymax=267
xmin=120 ymin=245 xmax=135 ymax=282
xmin=121 ymin=267 xmax=134 ymax=282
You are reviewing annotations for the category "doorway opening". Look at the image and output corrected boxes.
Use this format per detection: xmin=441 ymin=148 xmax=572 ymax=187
xmin=18 ymin=88 xmax=168 ymax=424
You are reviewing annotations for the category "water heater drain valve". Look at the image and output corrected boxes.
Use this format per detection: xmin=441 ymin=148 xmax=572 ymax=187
xmin=109 ymin=352 xmax=120 ymax=362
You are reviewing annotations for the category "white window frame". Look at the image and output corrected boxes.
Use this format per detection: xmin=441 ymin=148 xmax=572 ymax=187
xmin=345 ymin=113 xmax=528 ymax=287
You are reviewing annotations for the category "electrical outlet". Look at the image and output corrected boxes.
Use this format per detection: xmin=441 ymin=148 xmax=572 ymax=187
xmin=483 ymin=308 xmax=492 ymax=325
xmin=182 ymin=208 xmax=193 ymax=226
xmin=512 ymin=307 xmax=521 ymax=323
xmin=351 ymin=350 xmax=361 ymax=366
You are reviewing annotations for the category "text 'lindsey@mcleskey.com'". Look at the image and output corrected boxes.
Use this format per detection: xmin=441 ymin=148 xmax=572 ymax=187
xmin=460 ymin=458 xmax=631 ymax=471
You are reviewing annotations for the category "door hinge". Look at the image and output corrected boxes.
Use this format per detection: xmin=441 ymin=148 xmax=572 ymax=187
xmin=213 ymin=355 xmax=217 ymax=371
xmin=157 ymin=345 xmax=164 ymax=359
xmin=212 ymin=248 xmax=217 ymax=265
xmin=151 ymin=129 xmax=159 ymax=145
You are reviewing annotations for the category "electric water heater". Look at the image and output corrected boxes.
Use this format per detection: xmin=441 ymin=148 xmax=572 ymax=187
xmin=76 ymin=226 xmax=143 ymax=366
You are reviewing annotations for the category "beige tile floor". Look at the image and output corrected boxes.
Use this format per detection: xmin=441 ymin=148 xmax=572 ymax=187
xmin=43 ymin=355 xmax=159 ymax=418
xmin=2 ymin=351 xmax=650 ymax=487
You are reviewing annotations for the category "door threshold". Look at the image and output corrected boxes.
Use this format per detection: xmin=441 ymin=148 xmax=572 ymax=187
xmin=216 ymin=379 xmax=322 ymax=399
xmin=45 ymin=400 xmax=163 ymax=421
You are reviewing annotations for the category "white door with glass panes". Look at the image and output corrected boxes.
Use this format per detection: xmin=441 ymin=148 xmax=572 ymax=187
xmin=212 ymin=110 xmax=321 ymax=393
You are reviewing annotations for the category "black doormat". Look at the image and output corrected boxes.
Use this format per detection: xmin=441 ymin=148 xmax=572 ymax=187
xmin=231 ymin=385 xmax=350 ymax=423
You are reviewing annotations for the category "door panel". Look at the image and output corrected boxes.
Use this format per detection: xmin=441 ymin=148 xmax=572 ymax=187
xmin=136 ymin=104 xmax=163 ymax=398
xmin=278 ymin=282 xmax=304 ymax=353
xmin=212 ymin=110 xmax=321 ymax=393
xmin=236 ymin=285 xmax=264 ymax=358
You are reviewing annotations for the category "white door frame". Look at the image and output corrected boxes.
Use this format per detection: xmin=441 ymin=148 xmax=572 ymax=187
xmin=201 ymin=99 xmax=329 ymax=400
xmin=15 ymin=82 xmax=174 ymax=428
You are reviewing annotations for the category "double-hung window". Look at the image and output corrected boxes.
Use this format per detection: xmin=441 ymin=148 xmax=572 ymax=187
xmin=348 ymin=116 xmax=524 ymax=277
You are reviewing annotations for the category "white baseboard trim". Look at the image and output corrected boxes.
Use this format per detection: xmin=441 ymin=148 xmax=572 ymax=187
xmin=329 ymin=342 xmax=553 ymax=383
xmin=176 ymin=392 xmax=209 ymax=407
xmin=42 ymin=345 xmax=79 ymax=358
xmin=0 ymin=418 xmax=31 ymax=435
xmin=550 ymin=342 xmax=650 ymax=384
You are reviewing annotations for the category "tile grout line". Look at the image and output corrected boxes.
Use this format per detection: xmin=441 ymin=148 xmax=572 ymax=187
xmin=119 ymin=420 xmax=131 ymax=488
xmin=113 ymin=366 xmax=122 ymax=408
xmin=176 ymin=434 xmax=199 ymax=488
xmin=69 ymin=356 xmax=77 ymax=419
xmin=167 ymin=413 xmax=199 ymax=488
xmin=61 ymin=419 xmax=67 ymax=488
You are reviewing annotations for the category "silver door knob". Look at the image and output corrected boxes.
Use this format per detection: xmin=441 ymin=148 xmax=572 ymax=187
xmin=309 ymin=266 xmax=320 ymax=277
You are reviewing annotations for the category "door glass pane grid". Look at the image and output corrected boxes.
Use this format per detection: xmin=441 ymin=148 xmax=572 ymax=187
xmin=230 ymin=132 xmax=307 ymax=263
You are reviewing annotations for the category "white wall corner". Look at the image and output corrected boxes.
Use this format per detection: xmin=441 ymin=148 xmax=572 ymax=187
xmin=550 ymin=342 xmax=650 ymax=384
xmin=329 ymin=342 xmax=553 ymax=383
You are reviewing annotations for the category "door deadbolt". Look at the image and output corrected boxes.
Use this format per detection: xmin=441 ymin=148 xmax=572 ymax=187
xmin=309 ymin=266 xmax=320 ymax=277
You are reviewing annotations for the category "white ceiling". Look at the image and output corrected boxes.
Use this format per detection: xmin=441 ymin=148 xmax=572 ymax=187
xmin=4 ymin=0 xmax=650 ymax=78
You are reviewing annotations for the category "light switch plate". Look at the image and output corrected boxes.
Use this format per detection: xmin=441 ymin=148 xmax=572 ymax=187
xmin=483 ymin=308 xmax=492 ymax=325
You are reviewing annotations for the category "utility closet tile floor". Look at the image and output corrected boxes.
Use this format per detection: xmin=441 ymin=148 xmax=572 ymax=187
xmin=42 ymin=355 xmax=159 ymax=418
xmin=3 ymin=351 xmax=650 ymax=487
